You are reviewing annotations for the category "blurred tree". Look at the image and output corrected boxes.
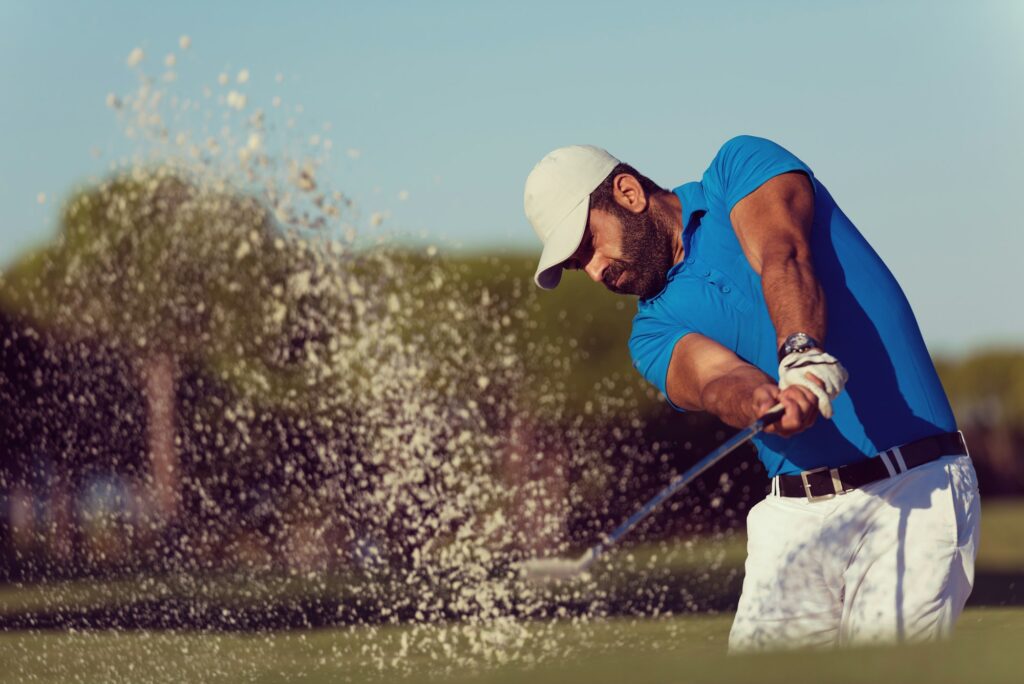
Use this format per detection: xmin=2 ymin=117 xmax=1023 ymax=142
xmin=935 ymin=351 xmax=1024 ymax=428
xmin=451 ymin=254 xmax=655 ymax=414
xmin=935 ymin=351 xmax=1024 ymax=493
xmin=0 ymin=169 xmax=297 ymax=526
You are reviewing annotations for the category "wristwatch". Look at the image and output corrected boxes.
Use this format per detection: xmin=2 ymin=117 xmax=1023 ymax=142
xmin=778 ymin=332 xmax=821 ymax=361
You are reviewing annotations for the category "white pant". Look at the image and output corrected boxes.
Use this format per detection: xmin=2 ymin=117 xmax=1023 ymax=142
xmin=729 ymin=455 xmax=980 ymax=652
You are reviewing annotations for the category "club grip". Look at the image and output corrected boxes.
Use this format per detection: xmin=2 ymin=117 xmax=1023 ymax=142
xmin=758 ymin=403 xmax=785 ymax=427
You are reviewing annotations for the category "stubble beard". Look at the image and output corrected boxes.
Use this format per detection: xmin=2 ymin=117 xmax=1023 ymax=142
xmin=608 ymin=207 xmax=675 ymax=300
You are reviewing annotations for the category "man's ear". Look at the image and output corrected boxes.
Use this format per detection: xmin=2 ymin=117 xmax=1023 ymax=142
xmin=613 ymin=173 xmax=648 ymax=214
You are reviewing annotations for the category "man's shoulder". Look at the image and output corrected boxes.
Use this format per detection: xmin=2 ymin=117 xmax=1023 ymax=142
xmin=701 ymin=135 xmax=814 ymax=214
xmin=709 ymin=134 xmax=785 ymax=164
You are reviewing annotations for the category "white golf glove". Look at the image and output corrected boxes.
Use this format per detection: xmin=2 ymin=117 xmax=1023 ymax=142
xmin=777 ymin=350 xmax=849 ymax=420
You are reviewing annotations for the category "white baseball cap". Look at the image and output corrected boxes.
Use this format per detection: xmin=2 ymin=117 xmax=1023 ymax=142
xmin=524 ymin=145 xmax=620 ymax=289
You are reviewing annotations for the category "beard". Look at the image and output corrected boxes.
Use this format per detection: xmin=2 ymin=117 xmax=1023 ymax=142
xmin=603 ymin=207 xmax=675 ymax=300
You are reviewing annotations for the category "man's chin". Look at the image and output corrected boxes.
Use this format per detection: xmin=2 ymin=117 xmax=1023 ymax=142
xmin=635 ymin=278 xmax=667 ymax=300
xmin=606 ymin=285 xmax=654 ymax=299
xmin=606 ymin=280 xmax=638 ymax=297
xmin=600 ymin=272 xmax=666 ymax=299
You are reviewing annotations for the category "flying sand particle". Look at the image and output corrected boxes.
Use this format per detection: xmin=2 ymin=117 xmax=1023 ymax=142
xmin=226 ymin=91 xmax=247 ymax=110
xmin=15 ymin=39 xmax=717 ymax=680
xmin=126 ymin=47 xmax=145 ymax=67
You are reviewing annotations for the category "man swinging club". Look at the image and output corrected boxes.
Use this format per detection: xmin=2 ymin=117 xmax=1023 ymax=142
xmin=523 ymin=136 xmax=980 ymax=651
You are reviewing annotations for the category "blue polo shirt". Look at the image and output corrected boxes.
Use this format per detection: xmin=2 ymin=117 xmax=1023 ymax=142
xmin=628 ymin=135 xmax=956 ymax=477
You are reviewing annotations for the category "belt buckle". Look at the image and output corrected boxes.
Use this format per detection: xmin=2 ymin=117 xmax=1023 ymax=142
xmin=800 ymin=466 xmax=845 ymax=502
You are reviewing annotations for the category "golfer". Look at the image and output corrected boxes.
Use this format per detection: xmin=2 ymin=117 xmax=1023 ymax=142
xmin=523 ymin=136 xmax=980 ymax=651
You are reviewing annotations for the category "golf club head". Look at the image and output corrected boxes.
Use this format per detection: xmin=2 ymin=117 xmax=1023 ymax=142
xmin=518 ymin=551 xmax=593 ymax=582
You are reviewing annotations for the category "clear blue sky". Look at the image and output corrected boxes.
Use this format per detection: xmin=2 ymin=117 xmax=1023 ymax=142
xmin=1 ymin=0 xmax=1021 ymax=353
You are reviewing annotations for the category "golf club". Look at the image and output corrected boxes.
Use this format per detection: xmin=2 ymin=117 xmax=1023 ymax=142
xmin=521 ymin=403 xmax=785 ymax=581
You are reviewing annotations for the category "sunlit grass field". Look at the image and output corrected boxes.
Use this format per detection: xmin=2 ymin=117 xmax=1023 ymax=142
xmin=1 ymin=501 xmax=1022 ymax=683
xmin=0 ymin=608 xmax=1021 ymax=684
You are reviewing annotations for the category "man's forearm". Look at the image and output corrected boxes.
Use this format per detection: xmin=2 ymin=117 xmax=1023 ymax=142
xmin=700 ymin=364 xmax=775 ymax=428
xmin=761 ymin=251 xmax=827 ymax=349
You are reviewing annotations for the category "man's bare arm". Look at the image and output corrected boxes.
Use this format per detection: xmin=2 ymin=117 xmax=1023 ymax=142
xmin=729 ymin=172 xmax=824 ymax=349
xmin=665 ymin=333 xmax=818 ymax=437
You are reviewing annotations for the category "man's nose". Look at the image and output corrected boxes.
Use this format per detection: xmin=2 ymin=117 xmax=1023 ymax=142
xmin=583 ymin=259 xmax=603 ymax=284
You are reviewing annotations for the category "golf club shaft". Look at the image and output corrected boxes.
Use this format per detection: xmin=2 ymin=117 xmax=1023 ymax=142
xmin=582 ymin=404 xmax=785 ymax=569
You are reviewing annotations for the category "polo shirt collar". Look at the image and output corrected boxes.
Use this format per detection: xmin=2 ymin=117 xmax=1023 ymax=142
xmin=673 ymin=181 xmax=708 ymax=261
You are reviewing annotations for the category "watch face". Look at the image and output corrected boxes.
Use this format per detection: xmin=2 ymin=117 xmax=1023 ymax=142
xmin=789 ymin=333 xmax=811 ymax=349
xmin=782 ymin=332 xmax=818 ymax=357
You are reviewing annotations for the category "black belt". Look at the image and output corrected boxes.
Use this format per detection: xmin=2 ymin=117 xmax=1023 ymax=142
xmin=775 ymin=431 xmax=968 ymax=502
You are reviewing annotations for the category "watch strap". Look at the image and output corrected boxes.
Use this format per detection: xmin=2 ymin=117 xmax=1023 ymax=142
xmin=778 ymin=332 xmax=821 ymax=361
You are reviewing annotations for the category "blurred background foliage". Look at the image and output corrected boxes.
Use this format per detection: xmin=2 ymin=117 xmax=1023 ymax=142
xmin=935 ymin=352 xmax=1024 ymax=429
xmin=1 ymin=172 xmax=1022 ymax=592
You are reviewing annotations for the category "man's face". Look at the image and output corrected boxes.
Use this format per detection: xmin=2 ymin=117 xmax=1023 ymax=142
xmin=562 ymin=204 xmax=674 ymax=299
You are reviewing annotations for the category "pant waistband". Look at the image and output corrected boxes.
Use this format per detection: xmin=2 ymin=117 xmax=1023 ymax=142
xmin=772 ymin=431 xmax=969 ymax=502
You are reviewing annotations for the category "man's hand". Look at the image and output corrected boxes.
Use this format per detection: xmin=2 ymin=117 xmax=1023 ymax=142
xmin=664 ymin=333 xmax=834 ymax=435
xmin=777 ymin=349 xmax=848 ymax=419
xmin=751 ymin=383 xmax=820 ymax=437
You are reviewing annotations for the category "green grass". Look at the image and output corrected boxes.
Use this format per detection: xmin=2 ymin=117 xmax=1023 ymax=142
xmin=3 ymin=500 xmax=1020 ymax=617
xmin=0 ymin=608 xmax=1021 ymax=683
xmin=1 ymin=501 xmax=1022 ymax=683
xmin=0 ymin=571 xmax=370 ymax=617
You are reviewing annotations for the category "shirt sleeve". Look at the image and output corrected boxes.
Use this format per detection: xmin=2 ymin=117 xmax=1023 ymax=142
xmin=706 ymin=135 xmax=814 ymax=214
xmin=629 ymin=305 xmax=694 ymax=412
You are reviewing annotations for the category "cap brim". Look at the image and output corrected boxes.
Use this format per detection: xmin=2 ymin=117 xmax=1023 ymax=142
xmin=533 ymin=197 xmax=589 ymax=289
